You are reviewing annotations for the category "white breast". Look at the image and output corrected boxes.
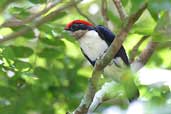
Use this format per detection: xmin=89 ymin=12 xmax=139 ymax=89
xmin=78 ymin=30 xmax=108 ymax=61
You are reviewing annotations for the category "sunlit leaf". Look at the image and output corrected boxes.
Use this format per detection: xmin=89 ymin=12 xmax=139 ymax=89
xmin=2 ymin=47 xmax=15 ymax=60
xmin=131 ymin=10 xmax=156 ymax=35
xmin=14 ymin=60 xmax=31 ymax=71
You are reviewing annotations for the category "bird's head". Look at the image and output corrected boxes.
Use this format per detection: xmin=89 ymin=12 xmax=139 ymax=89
xmin=64 ymin=20 xmax=94 ymax=39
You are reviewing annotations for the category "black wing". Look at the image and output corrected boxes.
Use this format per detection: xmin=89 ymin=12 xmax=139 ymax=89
xmin=95 ymin=25 xmax=129 ymax=65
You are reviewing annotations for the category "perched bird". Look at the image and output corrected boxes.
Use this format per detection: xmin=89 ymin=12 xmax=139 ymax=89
xmin=64 ymin=20 xmax=129 ymax=66
xmin=64 ymin=20 xmax=139 ymax=101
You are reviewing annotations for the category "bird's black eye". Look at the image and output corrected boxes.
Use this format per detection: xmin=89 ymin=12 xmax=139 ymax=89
xmin=70 ymin=24 xmax=79 ymax=31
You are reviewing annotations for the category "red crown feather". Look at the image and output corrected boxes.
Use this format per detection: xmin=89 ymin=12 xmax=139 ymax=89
xmin=65 ymin=20 xmax=93 ymax=30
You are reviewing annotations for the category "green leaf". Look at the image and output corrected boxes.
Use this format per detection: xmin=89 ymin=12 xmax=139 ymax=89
xmin=131 ymin=10 xmax=156 ymax=35
xmin=29 ymin=0 xmax=46 ymax=4
xmin=38 ymin=47 xmax=61 ymax=59
xmin=49 ymin=12 xmax=67 ymax=22
xmin=33 ymin=67 xmax=54 ymax=85
xmin=0 ymin=71 xmax=7 ymax=86
xmin=39 ymin=23 xmax=65 ymax=39
xmin=2 ymin=46 xmax=33 ymax=61
xmin=9 ymin=6 xmax=30 ymax=19
xmin=10 ymin=25 xmax=35 ymax=39
xmin=152 ymin=11 xmax=171 ymax=42
xmin=9 ymin=7 xmax=21 ymax=14
xmin=130 ymin=0 xmax=144 ymax=14
xmin=2 ymin=47 xmax=15 ymax=60
xmin=14 ymin=60 xmax=31 ymax=71
xmin=148 ymin=0 xmax=171 ymax=20
xmin=121 ymin=70 xmax=139 ymax=100
xmin=34 ymin=67 xmax=50 ymax=77
xmin=23 ymin=30 xmax=35 ymax=39
xmin=0 ymin=86 xmax=16 ymax=98
xmin=55 ymin=12 xmax=67 ymax=19
xmin=107 ymin=10 xmax=122 ymax=29
xmin=39 ymin=24 xmax=54 ymax=35
xmin=10 ymin=46 xmax=33 ymax=58
xmin=40 ymin=37 xmax=65 ymax=47
xmin=121 ymin=0 xmax=129 ymax=7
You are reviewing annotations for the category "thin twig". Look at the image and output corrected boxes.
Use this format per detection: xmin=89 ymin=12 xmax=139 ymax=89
xmin=97 ymin=2 xmax=147 ymax=69
xmin=113 ymin=0 xmax=127 ymax=21
xmin=73 ymin=2 xmax=147 ymax=114
xmin=74 ymin=2 xmax=96 ymax=25
xmin=101 ymin=0 xmax=109 ymax=27
xmin=0 ymin=1 xmax=81 ymax=44
xmin=129 ymin=35 xmax=150 ymax=63
xmin=0 ymin=0 xmax=60 ymax=28
xmin=131 ymin=40 xmax=158 ymax=71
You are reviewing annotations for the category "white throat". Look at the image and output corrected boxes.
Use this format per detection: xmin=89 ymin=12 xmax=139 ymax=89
xmin=78 ymin=30 xmax=108 ymax=61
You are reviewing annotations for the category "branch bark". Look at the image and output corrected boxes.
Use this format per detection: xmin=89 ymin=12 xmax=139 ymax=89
xmin=88 ymin=81 xmax=128 ymax=113
xmin=129 ymin=35 xmax=149 ymax=63
xmin=113 ymin=0 xmax=127 ymax=21
xmin=131 ymin=40 xmax=158 ymax=71
xmin=0 ymin=1 xmax=81 ymax=44
xmin=72 ymin=2 xmax=147 ymax=114
xmin=0 ymin=0 xmax=60 ymax=28
xmin=74 ymin=2 xmax=96 ymax=25
xmin=101 ymin=0 xmax=109 ymax=27
xmin=98 ymin=3 xmax=147 ymax=69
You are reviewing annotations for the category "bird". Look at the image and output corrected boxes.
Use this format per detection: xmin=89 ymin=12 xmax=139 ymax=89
xmin=64 ymin=20 xmax=129 ymax=66
xmin=64 ymin=20 xmax=139 ymax=101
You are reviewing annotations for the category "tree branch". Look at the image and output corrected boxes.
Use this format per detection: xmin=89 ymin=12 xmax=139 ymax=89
xmin=72 ymin=2 xmax=147 ymax=114
xmin=0 ymin=0 xmax=60 ymax=28
xmin=88 ymin=81 xmax=128 ymax=113
xmin=131 ymin=40 xmax=158 ymax=71
xmin=98 ymin=2 xmax=147 ymax=69
xmin=73 ymin=0 xmax=96 ymax=25
xmin=0 ymin=1 xmax=81 ymax=44
xmin=113 ymin=0 xmax=127 ymax=21
xmin=129 ymin=35 xmax=149 ymax=63
xmin=101 ymin=0 xmax=109 ymax=27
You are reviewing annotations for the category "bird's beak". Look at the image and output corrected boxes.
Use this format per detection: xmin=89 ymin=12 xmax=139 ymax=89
xmin=64 ymin=27 xmax=69 ymax=31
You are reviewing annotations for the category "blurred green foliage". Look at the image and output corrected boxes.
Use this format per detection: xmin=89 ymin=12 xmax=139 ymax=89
xmin=0 ymin=0 xmax=171 ymax=114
